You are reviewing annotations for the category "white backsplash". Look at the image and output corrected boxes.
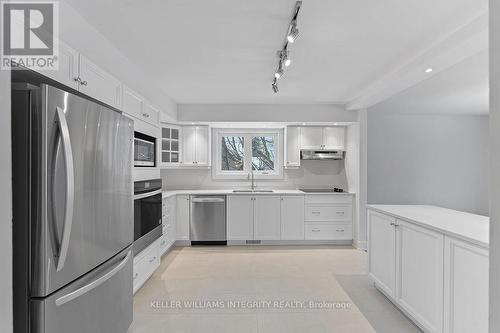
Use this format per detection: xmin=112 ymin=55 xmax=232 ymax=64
xmin=161 ymin=160 xmax=347 ymax=190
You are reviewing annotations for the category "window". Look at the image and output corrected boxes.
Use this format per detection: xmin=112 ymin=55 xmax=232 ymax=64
xmin=214 ymin=129 xmax=282 ymax=179
xmin=221 ymin=136 xmax=244 ymax=171
xmin=252 ymin=136 xmax=275 ymax=171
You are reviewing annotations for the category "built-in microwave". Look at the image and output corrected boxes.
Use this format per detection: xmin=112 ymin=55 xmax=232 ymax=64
xmin=134 ymin=132 xmax=156 ymax=167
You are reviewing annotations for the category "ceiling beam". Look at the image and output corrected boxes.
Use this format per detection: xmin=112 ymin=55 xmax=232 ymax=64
xmin=345 ymin=12 xmax=488 ymax=111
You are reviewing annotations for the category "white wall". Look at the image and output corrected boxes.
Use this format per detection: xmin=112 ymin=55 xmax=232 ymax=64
xmin=490 ymin=0 xmax=500 ymax=330
xmin=60 ymin=2 xmax=177 ymax=120
xmin=177 ymin=104 xmax=356 ymax=122
xmin=162 ymin=159 xmax=348 ymax=190
xmin=367 ymin=112 xmax=489 ymax=215
xmin=0 ymin=70 xmax=12 ymax=332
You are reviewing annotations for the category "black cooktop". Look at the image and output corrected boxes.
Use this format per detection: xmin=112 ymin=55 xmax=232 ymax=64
xmin=299 ymin=188 xmax=345 ymax=193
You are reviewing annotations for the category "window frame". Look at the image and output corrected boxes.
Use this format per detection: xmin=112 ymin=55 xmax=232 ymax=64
xmin=213 ymin=128 xmax=283 ymax=180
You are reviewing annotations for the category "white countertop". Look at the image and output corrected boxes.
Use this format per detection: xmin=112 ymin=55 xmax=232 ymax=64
xmin=368 ymin=205 xmax=489 ymax=248
xmin=163 ymin=189 xmax=354 ymax=198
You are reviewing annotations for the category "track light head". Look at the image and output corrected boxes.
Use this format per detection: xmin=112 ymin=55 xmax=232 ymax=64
xmin=275 ymin=61 xmax=284 ymax=79
xmin=287 ymin=22 xmax=299 ymax=43
xmin=278 ymin=50 xmax=292 ymax=67
xmin=271 ymin=78 xmax=279 ymax=93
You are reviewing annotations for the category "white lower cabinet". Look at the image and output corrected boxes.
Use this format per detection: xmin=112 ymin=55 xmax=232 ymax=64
xmin=304 ymin=195 xmax=353 ymax=241
xmin=305 ymin=222 xmax=352 ymax=240
xmin=368 ymin=209 xmax=489 ymax=333
xmin=227 ymin=196 xmax=254 ymax=240
xmin=396 ymin=220 xmax=444 ymax=333
xmin=228 ymin=195 xmax=304 ymax=241
xmin=176 ymin=195 xmax=190 ymax=240
xmin=368 ymin=210 xmax=397 ymax=298
xmin=133 ymin=239 xmax=160 ymax=294
xmin=443 ymin=237 xmax=489 ymax=333
xmin=280 ymin=196 xmax=305 ymax=240
xmin=254 ymin=196 xmax=281 ymax=240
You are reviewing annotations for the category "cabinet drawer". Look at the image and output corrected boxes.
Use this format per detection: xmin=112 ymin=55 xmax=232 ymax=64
xmin=305 ymin=205 xmax=352 ymax=221
xmin=305 ymin=223 xmax=352 ymax=240
xmin=159 ymin=235 xmax=169 ymax=256
xmin=133 ymin=243 xmax=160 ymax=293
xmin=305 ymin=195 xmax=353 ymax=205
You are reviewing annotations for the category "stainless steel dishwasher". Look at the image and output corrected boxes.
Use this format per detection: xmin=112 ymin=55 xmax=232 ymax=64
xmin=190 ymin=195 xmax=227 ymax=245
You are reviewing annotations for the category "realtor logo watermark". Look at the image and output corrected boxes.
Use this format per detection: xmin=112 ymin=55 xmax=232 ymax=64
xmin=1 ymin=0 xmax=59 ymax=70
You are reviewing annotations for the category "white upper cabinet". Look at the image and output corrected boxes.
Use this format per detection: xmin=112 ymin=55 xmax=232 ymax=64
xmin=285 ymin=126 xmax=301 ymax=168
xmin=143 ymin=103 xmax=160 ymax=125
xmin=42 ymin=41 xmax=79 ymax=90
xmin=281 ymin=196 xmax=305 ymax=240
xmin=181 ymin=126 xmax=210 ymax=166
xmin=299 ymin=126 xmax=345 ymax=150
xmin=181 ymin=126 xmax=196 ymax=164
xmin=195 ymin=126 xmax=209 ymax=165
xmin=78 ymin=55 xmax=122 ymax=109
xmin=122 ymin=86 xmax=160 ymax=126
xmin=300 ymin=127 xmax=324 ymax=149
xmin=254 ymin=196 xmax=281 ymax=240
xmin=323 ymin=127 xmax=345 ymax=150
xmin=122 ymin=85 xmax=143 ymax=119
xmin=160 ymin=125 xmax=181 ymax=166
xmin=31 ymin=39 xmax=164 ymax=126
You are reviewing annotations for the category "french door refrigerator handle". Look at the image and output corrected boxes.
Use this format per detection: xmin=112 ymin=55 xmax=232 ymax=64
xmin=55 ymin=250 xmax=132 ymax=306
xmin=55 ymin=106 xmax=75 ymax=272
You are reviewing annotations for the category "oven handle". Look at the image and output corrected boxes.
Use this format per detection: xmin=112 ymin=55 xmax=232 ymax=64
xmin=134 ymin=189 xmax=162 ymax=200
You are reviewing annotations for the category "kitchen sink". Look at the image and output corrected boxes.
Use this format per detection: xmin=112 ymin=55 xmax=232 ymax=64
xmin=232 ymin=189 xmax=274 ymax=193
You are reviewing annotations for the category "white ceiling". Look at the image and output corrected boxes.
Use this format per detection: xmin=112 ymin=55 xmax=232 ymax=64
xmin=65 ymin=0 xmax=488 ymax=105
xmin=370 ymin=50 xmax=489 ymax=115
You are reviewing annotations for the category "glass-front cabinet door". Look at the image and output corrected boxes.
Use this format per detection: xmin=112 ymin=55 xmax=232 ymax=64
xmin=161 ymin=125 xmax=181 ymax=165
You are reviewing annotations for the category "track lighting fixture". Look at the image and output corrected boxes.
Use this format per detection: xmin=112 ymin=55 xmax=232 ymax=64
xmin=270 ymin=1 xmax=302 ymax=93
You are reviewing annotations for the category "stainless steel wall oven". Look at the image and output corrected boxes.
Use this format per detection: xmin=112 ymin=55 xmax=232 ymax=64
xmin=133 ymin=179 xmax=162 ymax=254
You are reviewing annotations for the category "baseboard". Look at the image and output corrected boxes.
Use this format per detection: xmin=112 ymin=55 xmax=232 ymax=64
xmin=227 ymin=240 xmax=353 ymax=246
xmin=174 ymin=240 xmax=191 ymax=246
xmin=354 ymin=240 xmax=368 ymax=251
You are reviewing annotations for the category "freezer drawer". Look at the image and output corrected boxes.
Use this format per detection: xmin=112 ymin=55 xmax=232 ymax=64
xmin=30 ymin=248 xmax=133 ymax=333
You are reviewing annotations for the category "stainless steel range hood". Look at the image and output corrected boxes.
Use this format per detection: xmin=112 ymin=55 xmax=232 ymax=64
xmin=300 ymin=150 xmax=344 ymax=160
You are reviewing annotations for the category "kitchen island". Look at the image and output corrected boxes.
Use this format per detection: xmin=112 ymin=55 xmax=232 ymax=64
xmin=367 ymin=205 xmax=489 ymax=333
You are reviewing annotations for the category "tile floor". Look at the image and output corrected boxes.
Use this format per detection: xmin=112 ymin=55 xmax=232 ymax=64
xmin=129 ymin=246 xmax=418 ymax=333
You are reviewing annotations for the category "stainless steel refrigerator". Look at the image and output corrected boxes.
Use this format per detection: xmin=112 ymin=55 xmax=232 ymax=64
xmin=12 ymin=74 xmax=134 ymax=333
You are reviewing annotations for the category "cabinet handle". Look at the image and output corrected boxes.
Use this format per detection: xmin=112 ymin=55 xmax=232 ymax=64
xmin=81 ymin=80 xmax=88 ymax=86
xmin=312 ymin=229 xmax=321 ymax=232
xmin=312 ymin=211 xmax=320 ymax=214
xmin=336 ymin=229 xmax=345 ymax=232
xmin=133 ymin=273 xmax=139 ymax=280
xmin=336 ymin=212 xmax=345 ymax=215
xmin=73 ymin=77 xmax=81 ymax=83
xmin=142 ymin=113 xmax=150 ymax=118
xmin=149 ymin=256 xmax=157 ymax=263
